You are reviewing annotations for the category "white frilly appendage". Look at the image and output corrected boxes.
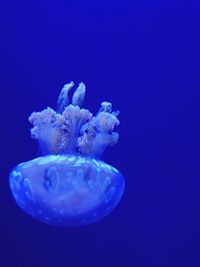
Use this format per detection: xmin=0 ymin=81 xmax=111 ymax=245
xmin=29 ymin=82 xmax=120 ymax=158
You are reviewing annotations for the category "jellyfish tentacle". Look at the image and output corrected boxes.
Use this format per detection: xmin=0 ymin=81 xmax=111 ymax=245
xmin=77 ymin=110 xmax=120 ymax=158
xmin=99 ymin=101 xmax=112 ymax=113
xmin=62 ymin=105 xmax=92 ymax=153
xmin=72 ymin=82 xmax=86 ymax=107
xmin=29 ymin=81 xmax=120 ymax=158
xmin=57 ymin=81 xmax=74 ymax=113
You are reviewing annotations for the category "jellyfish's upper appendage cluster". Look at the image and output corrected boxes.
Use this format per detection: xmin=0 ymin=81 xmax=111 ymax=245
xmin=9 ymin=82 xmax=125 ymax=227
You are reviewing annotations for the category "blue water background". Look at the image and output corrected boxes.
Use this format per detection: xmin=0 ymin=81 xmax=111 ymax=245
xmin=1 ymin=1 xmax=200 ymax=266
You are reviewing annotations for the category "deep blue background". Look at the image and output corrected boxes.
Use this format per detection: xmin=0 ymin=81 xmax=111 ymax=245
xmin=1 ymin=0 xmax=200 ymax=266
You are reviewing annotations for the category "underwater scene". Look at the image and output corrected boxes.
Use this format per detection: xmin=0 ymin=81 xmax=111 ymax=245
xmin=1 ymin=0 xmax=200 ymax=267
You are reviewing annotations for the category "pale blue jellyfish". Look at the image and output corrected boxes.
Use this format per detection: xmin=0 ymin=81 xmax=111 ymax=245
xmin=9 ymin=82 xmax=125 ymax=227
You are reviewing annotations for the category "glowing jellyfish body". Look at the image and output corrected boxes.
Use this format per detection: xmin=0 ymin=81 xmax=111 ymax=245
xmin=9 ymin=82 xmax=125 ymax=227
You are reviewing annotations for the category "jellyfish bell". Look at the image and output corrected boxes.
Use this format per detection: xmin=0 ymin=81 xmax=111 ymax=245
xmin=9 ymin=82 xmax=125 ymax=227
xmin=10 ymin=154 xmax=124 ymax=227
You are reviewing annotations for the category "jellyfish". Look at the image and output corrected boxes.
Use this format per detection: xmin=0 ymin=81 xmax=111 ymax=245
xmin=9 ymin=82 xmax=125 ymax=227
